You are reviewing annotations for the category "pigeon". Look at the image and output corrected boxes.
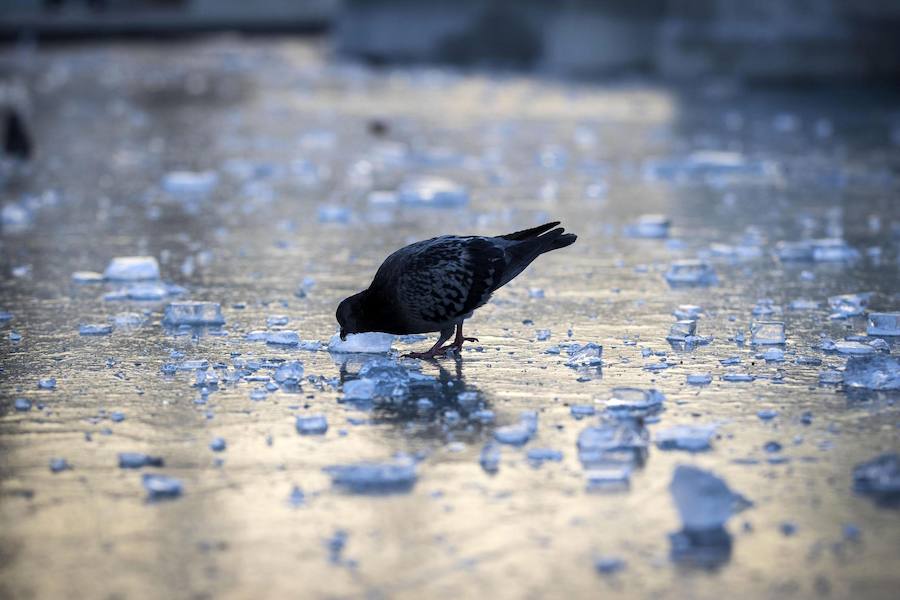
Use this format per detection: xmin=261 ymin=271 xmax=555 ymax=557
xmin=336 ymin=221 xmax=577 ymax=359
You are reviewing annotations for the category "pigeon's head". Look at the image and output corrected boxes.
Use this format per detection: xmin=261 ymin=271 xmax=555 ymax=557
xmin=336 ymin=291 xmax=368 ymax=340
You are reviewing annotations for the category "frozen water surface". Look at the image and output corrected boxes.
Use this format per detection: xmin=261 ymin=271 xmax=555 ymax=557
xmin=1 ymin=37 xmax=899 ymax=600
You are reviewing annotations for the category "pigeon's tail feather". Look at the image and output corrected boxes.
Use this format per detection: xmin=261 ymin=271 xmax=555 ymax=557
xmin=549 ymin=232 xmax=577 ymax=251
xmin=495 ymin=226 xmax=577 ymax=288
xmin=500 ymin=221 xmax=561 ymax=241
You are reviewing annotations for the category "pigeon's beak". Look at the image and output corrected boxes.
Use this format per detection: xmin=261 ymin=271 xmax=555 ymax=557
xmin=340 ymin=329 xmax=347 ymax=341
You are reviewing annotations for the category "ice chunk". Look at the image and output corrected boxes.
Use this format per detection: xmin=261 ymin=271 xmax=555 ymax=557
xmin=775 ymin=240 xmax=814 ymax=261
xmin=79 ymin=323 xmax=112 ymax=335
xmin=288 ymin=485 xmax=305 ymax=508
xmin=788 ymin=298 xmax=819 ymax=311
xmin=162 ymin=170 xmax=218 ymax=196
xmin=14 ymin=398 xmax=32 ymax=411
xmin=570 ymin=404 xmax=596 ymax=419
xmin=578 ymin=419 xmax=648 ymax=467
xmin=594 ymin=557 xmax=626 ymax=575
xmin=584 ymin=466 xmax=632 ymax=492
xmin=118 ymin=452 xmax=164 ymax=468
xmin=656 ymin=424 xmax=717 ymax=452
xmin=670 ymin=465 xmax=744 ymax=531
xmin=722 ymin=372 xmax=754 ymax=382
xmin=296 ymin=415 xmax=328 ymax=435
xmin=162 ymin=302 xmax=224 ymax=326
xmin=480 ymin=443 xmax=501 ymax=473
xmin=38 ymin=378 xmax=57 ymax=389
xmin=328 ymin=332 xmax=394 ymax=354
xmin=209 ymin=437 xmax=226 ymax=452
xmin=266 ymin=315 xmax=289 ymax=327
xmin=343 ymin=379 xmax=377 ymax=401
xmin=565 ymin=343 xmax=603 ymax=367
xmin=398 ymin=176 xmax=468 ymax=208
xmin=817 ymin=369 xmax=843 ymax=385
xmin=605 ymin=387 xmax=664 ymax=415
xmin=834 ymin=341 xmax=876 ymax=355
xmin=142 ymin=473 xmax=183 ymax=500
xmin=324 ymin=456 xmax=417 ymax=494
xmin=103 ymin=256 xmax=160 ymax=281
xmin=673 ymin=305 xmax=703 ymax=320
xmin=666 ymin=320 xmax=696 ymax=342
xmin=266 ymin=331 xmax=300 ymax=346
xmin=664 ymin=260 xmax=717 ymax=286
xmin=686 ymin=373 xmax=713 ymax=385
xmin=49 ymin=458 xmax=71 ymax=473
xmin=828 ymin=292 xmax=872 ymax=319
xmin=535 ymin=329 xmax=551 ymax=341
xmin=72 ymin=271 xmax=104 ymax=284
xmin=867 ymin=313 xmax=900 ymax=336
xmin=853 ymin=453 xmax=900 ymax=506
xmin=494 ymin=422 xmax=535 ymax=446
xmin=762 ymin=348 xmax=784 ymax=362
xmin=843 ymin=355 xmax=900 ymax=390
xmin=812 ymin=238 xmax=859 ymax=262
xmin=113 ymin=312 xmax=145 ymax=328
xmin=0 ymin=311 xmax=11 ymax=322
xmin=624 ymin=214 xmax=670 ymax=238
xmin=273 ymin=361 xmax=304 ymax=384
xmin=750 ymin=321 xmax=785 ymax=345
xmin=526 ymin=448 xmax=563 ymax=466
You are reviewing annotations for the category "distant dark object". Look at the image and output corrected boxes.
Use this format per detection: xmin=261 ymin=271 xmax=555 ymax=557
xmin=367 ymin=118 xmax=389 ymax=137
xmin=336 ymin=221 xmax=577 ymax=359
xmin=4 ymin=108 xmax=32 ymax=161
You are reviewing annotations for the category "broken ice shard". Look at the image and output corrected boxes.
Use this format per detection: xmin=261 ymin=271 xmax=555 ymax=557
xmin=605 ymin=387 xmax=664 ymax=416
xmin=494 ymin=412 xmax=538 ymax=446
xmin=673 ymin=305 xmax=703 ymax=320
xmin=72 ymin=271 xmax=104 ymax=283
xmin=480 ymin=443 xmax=501 ymax=473
xmin=266 ymin=331 xmax=300 ymax=346
xmin=853 ymin=453 xmax=900 ymax=506
xmin=812 ymin=238 xmax=859 ymax=262
xmin=38 ymin=378 xmax=56 ymax=389
xmin=14 ymin=398 xmax=31 ymax=411
xmin=867 ymin=312 xmax=900 ymax=336
xmin=343 ymin=378 xmax=377 ymax=401
xmin=577 ymin=419 xmax=648 ymax=467
xmin=666 ymin=320 xmax=697 ymax=342
xmin=818 ymin=370 xmax=843 ymax=385
xmin=273 ymin=361 xmax=304 ymax=384
xmin=162 ymin=302 xmax=225 ymax=326
xmin=775 ymin=240 xmax=814 ymax=261
xmin=79 ymin=323 xmax=112 ymax=335
xmin=49 ymin=458 xmax=71 ymax=473
xmin=624 ymin=214 xmax=670 ymax=238
xmin=118 ymin=452 xmax=164 ymax=469
xmin=142 ymin=473 xmax=183 ymax=500
xmin=327 ymin=332 xmax=394 ymax=353
xmin=526 ymin=448 xmax=563 ymax=466
xmin=398 ymin=176 xmax=468 ymax=208
xmin=103 ymin=256 xmax=160 ymax=281
xmin=828 ymin=292 xmax=872 ymax=319
xmin=655 ymin=424 xmax=717 ymax=452
xmin=664 ymin=260 xmax=717 ymax=286
xmin=686 ymin=373 xmax=713 ymax=385
xmin=324 ymin=456 xmax=417 ymax=494
xmin=594 ymin=557 xmax=626 ymax=575
xmin=565 ymin=343 xmax=603 ymax=367
xmin=750 ymin=321 xmax=785 ymax=344
xmin=296 ymin=415 xmax=328 ymax=435
xmin=162 ymin=170 xmax=218 ymax=196
xmin=266 ymin=315 xmax=289 ymax=327
xmin=209 ymin=438 xmax=226 ymax=452
xmin=843 ymin=355 xmax=900 ymax=390
xmin=670 ymin=465 xmax=746 ymax=531
xmin=834 ymin=340 xmax=876 ymax=355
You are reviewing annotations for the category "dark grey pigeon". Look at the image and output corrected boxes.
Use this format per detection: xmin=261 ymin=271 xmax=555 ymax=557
xmin=336 ymin=221 xmax=577 ymax=359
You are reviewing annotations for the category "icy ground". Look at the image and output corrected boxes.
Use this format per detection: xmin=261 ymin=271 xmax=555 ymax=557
xmin=1 ymin=38 xmax=899 ymax=599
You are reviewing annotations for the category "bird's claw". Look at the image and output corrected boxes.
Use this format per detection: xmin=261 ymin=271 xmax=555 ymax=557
xmin=462 ymin=337 xmax=478 ymax=343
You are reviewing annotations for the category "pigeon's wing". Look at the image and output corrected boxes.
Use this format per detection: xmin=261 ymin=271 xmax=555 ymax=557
xmin=387 ymin=236 xmax=508 ymax=325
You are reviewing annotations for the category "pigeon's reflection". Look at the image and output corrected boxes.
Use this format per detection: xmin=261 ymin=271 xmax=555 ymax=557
xmin=330 ymin=352 xmax=492 ymax=440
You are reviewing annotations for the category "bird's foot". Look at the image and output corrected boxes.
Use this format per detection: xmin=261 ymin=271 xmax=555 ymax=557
xmin=403 ymin=344 xmax=459 ymax=360
xmin=461 ymin=336 xmax=478 ymax=343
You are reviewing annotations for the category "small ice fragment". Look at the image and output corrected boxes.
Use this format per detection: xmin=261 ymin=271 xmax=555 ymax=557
xmin=209 ymin=437 xmax=227 ymax=452
xmin=113 ymin=312 xmax=144 ymax=327
xmin=779 ymin=522 xmax=797 ymax=536
xmin=72 ymin=271 xmax=104 ymax=283
xmin=398 ymin=176 xmax=468 ymax=208
xmin=79 ymin=323 xmax=112 ymax=335
xmin=762 ymin=348 xmax=784 ymax=362
xmin=38 ymin=378 xmax=56 ymax=389
xmin=795 ymin=356 xmax=822 ymax=366
xmin=775 ymin=240 xmax=814 ymax=261
xmin=266 ymin=315 xmax=289 ymax=327
xmin=328 ymin=332 xmax=394 ymax=354
xmin=867 ymin=313 xmax=900 ymax=336
xmin=763 ymin=441 xmax=782 ymax=453
xmin=673 ymin=305 xmax=703 ymax=320
xmin=535 ymin=329 xmax=551 ymax=341
xmin=853 ymin=453 xmax=900 ymax=506
xmin=162 ymin=302 xmax=224 ymax=326
xmin=750 ymin=321 xmax=785 ymax=345
xmin=49 ymin=458 xmax=71 ymax=473
xmin=266 ymin=331 xmax=300 ymax=346
xmin=118 ymin=452 xmax=164 ymax=468
xmin=843 ymin=355 xmax=900 ymax=390
xmin=110 ymin=412 xmax=125 ymax=422
xmin=103 ymin=256 xmax=160 ymax=281
xmin=273 ymin=361 xmax=304 ymax=384
xmin=288 ymin=485 xmax=305 ymax=507
xmin=624 ymin=214 xmax=670 ymax=238
xmin=565 ymin=343 xmax=603 ymax=367
xmin=14 ymin=398 xmax=31 ymax=411
xmin=0 ymin=311 xmax=11 ymax=322
xmin=162 ymin=170 xmax=218 ymax=196
xmin=722 ymin=372 xmax=754 ymax=382
xmin=324 ymin=456 xmax=418 ymax=494
xmin=494 ymin=422 xmax=534 ymax=445
xmin=666 ymin=320 xmax=697 ymax=341
xmin=757 ymin=409 xmax=778 ymax=420
xmin=570 ymin=404 xmax=596 ymax=418
xmin=664 ymin=260 xmax=717 ymax=286
xmin=245 ymin=330 xmax=268 ymax=341
xmin=788 ymin=298 xmax=819 ymax=311
xmin=655 ymin=424 xmax=717 ymax=452
xmin=479 ymin=443 xmax=501 ymax=473
xmin=142 ymin=473 xmax=183 ymax=500
xmin=686 ymin=373 xmax=713 ymax=385
xmin=812 ymin=238 xmax=859 ymax=262
xmin=343 ymin=379 xmax=377 ymax=400
xmin=526 ymin=448 xmax=563 ymax=466
xmin=670 ymin=465 xmax=744 ymax=531
xmin=9 ymin=331 xmax=22 ymax=341
xmin=605 ymin=387 xmax=664 ymax=414
xmin=585 ymin=466 xmax=632 ymax=492
xmin=296 ymin=415 xmax=328 ymax=435
xmin=594 ymin=557 xmax=626 ymax=575
xmin=818 ymin=370 xmax=843 ymax=385
xmin=828 ymin=293 xmax=872 ymax=318
xmin=577 ymin=419 xmax=648 ymax=467
xmin=528 ymin=288 xmax=545 ymax=299
xmin=834 ymin=341 xmax=876 ymax=355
